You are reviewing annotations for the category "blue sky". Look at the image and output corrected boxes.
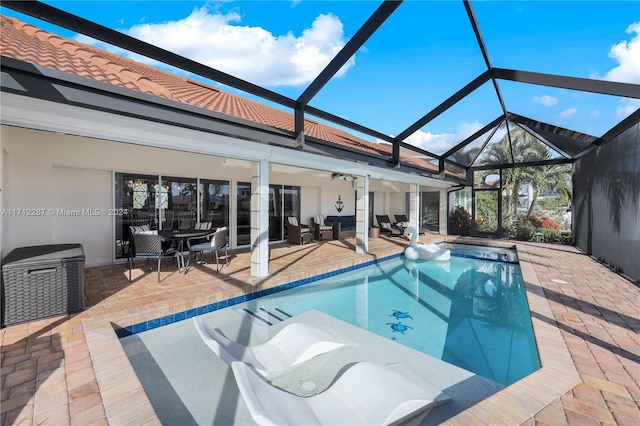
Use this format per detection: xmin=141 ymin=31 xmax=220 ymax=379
xmin=3 ymin=1 xmax=639 ymax=154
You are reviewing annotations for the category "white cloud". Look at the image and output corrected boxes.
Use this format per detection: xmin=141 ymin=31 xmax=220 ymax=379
xmin=406 ymin=130 xmax=456 ymax=154
xmin=557 ymin=108 xmax=577 ymax=122
xmin=593 ymin=21 xmax=640 ymax=84
xmin=532 ymin=95 xmax=559 ymax=107
xmin=589 ymin=110 xmax=601 ymax=119
xmin=616 ymin=98 xmax=640 ymax=119
xmin=405 ymin=121 xmax=484 ymax=154
xmin=78 ymin=6 xmax=353 ymax=87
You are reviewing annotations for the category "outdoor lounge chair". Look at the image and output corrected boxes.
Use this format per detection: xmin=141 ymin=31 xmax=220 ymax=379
xmin=395 ymin=214 xmax=430 ymax=235
xmin=231 ymin=360 xmax=451 ymax=426
xmin=128 ymin=227 xmax=178 ymax=282
xmin=286 ymin=216 xmax=312 ymax=245
xmin=311 ymin=214 xmax=334 ymax=240
xmin=394 ymin=214 xmax=410 ymax=229
xmin=193 ymin=318 xmax=348 ymax=378
xmin=375 ymin=215 xmax=402 ymax=237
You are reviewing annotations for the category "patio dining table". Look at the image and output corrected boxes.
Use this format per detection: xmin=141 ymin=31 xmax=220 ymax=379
xmin=158 ymin=229 xmax=212 ymax=273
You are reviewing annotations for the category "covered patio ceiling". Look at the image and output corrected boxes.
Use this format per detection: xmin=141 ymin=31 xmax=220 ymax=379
xmin=2 ymin=0 xmax=639 ymax=178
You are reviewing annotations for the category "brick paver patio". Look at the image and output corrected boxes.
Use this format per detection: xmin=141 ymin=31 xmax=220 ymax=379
xmin=1 ymin=235 xmax=638 ymax=425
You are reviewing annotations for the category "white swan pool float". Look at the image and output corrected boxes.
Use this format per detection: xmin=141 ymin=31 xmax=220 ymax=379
xmin=404 ymin=227 xmax=451 ymax=262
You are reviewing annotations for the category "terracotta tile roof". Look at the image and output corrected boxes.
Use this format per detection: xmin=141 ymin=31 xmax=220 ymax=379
xmin=1 ymin=15 xmax=439 ymax=172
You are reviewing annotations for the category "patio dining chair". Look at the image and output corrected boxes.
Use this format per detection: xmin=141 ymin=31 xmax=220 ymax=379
xmin=161 ymin=210 xmax=174 ymax=230
xmin=188 ymin=221 xmax=213 ymax=246
xmin=132 ymin=210 xmax=156 ymax=228
xmin=128 ymin=227 xmax=178 ymax=282
xmin=187 ymin=226 xmax=229 ymax=272
xmin=375 ymin=215 xmax=402 ymax=237
xmin=194 ymin=221 xmax=212 ymax=231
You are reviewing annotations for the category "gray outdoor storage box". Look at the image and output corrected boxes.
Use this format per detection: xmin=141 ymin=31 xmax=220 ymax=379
xmin=1 ymin=244 xmax=85 ymax=327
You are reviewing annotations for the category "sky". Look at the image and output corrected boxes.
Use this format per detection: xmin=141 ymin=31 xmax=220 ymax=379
xmin=2 ymin=0 xmax=639 ymax=156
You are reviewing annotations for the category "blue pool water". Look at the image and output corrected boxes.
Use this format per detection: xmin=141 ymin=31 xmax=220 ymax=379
xmin=438 ymin=242 xmax=519 ymax=263
xmin=234 ymin=244 xmax=540 ymax=386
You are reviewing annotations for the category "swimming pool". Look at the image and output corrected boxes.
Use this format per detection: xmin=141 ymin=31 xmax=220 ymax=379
xmin=439 ymin=241 xmax=519 ymax=263
xmin=233 ymin=244 xmax=539 ymax=386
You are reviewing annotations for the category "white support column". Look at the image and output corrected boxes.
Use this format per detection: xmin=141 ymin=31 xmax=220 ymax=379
xmin=251 ymin=160 xmax=269 ymax=277
xmin=409 ymin=184 xmax=420 ymax=231
xmin=439 ymin=189 xmax=448 ymax=235
xmin=355 ymin=175 xmax=369 ymax=254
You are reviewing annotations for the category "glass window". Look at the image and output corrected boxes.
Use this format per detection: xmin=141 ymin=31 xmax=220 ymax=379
xmin=450 ymin=188 xmax=472 ymax=214
xmin=162 ymin=176 xmax=197 ymax=230
xmin=271 ymin=185 xmax=302 ymax=241
xmin=268 ymin=185 xmax=282 ymax=242
xmin=114 ymin=173 xmax=158 ymax=259
xmin=237 ymin=182 xmax=251 ymax=246
xmin=200 ymin=179 xmax=230 ymax=229
xmin=421 ymin=192 xmax=440 ymax=232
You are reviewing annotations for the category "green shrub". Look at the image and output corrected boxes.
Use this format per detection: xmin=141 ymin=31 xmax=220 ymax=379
xmin=560 ymin=231 xmax=573 ymax=245
xmin=449 ymin=205 xmax=471 ymax=236
xmin=515 ymin=225 xmax=535 ymax=241
xmin=541 ymin=229 xmax=561 ymax=243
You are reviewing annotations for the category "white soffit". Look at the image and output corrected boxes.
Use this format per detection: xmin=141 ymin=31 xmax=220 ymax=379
xmin=1 ymin=92 xmax=452 ymax=189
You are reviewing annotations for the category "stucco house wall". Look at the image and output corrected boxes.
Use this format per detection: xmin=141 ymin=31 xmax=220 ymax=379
xmin=1 ymin=125 xmax=438 ymax=265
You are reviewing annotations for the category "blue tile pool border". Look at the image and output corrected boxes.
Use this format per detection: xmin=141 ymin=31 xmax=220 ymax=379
xmin=115 ymin=252 xmax=403 ymax=338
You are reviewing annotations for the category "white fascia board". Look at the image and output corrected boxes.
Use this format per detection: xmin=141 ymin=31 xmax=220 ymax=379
xmin=1 ymin=92 xmax=453 ymax=189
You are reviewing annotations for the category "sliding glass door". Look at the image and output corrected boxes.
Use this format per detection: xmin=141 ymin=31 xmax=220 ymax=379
xmin=420 ymin=191 xmax=440 ymax=232
xmin=200 ymin=179 xmax=229 ymax=229
xmin=114 ymin=173 xmax=159 ymax=258
xmin=269 ymin=184 xmax=301 ymax=241
xmin=282 ymin=185 xmax=301 ymax=241
xmin=115 ymin=173 xmax=300 ymax=256
xmin=237 ymin=182 xmax=251 ymax=246
xmin=164 ymin=176 xmax=197 ymax=230
xmin=115 ymin=173 xmax=231 ymax=258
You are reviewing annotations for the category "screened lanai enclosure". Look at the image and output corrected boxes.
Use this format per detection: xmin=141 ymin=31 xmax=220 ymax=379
xmin=1 ymin=0 xmax=639 ymax=280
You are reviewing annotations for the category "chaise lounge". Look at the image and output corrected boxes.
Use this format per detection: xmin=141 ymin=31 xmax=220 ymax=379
xmin=375 ymin=215 xmax=402 ymax=237
xmin=231 ymin=360 xmax=451 ymax=426
xmin=193 ymin=317 xmax=349 ymax=378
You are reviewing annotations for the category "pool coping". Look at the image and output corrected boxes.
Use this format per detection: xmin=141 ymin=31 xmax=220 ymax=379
xmin=83 ymin=241 xmax=580 ymax=425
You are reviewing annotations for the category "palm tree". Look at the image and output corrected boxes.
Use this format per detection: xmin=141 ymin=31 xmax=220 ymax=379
xmin=526 ymin=164 xmax=572 ymax=217
xmin=476 ymin=122 xmax=572 ymax=225
xmin=477 ymin=124 xmax=533 ymax=221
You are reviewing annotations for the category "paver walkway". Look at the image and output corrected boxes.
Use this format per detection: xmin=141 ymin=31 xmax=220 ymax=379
xmin=1 ymin=236 xmax=638 ymax=425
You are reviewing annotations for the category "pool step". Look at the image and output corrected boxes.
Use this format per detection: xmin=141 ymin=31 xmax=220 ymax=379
xmin=241 ymin=307 xmax=292 ymax=326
